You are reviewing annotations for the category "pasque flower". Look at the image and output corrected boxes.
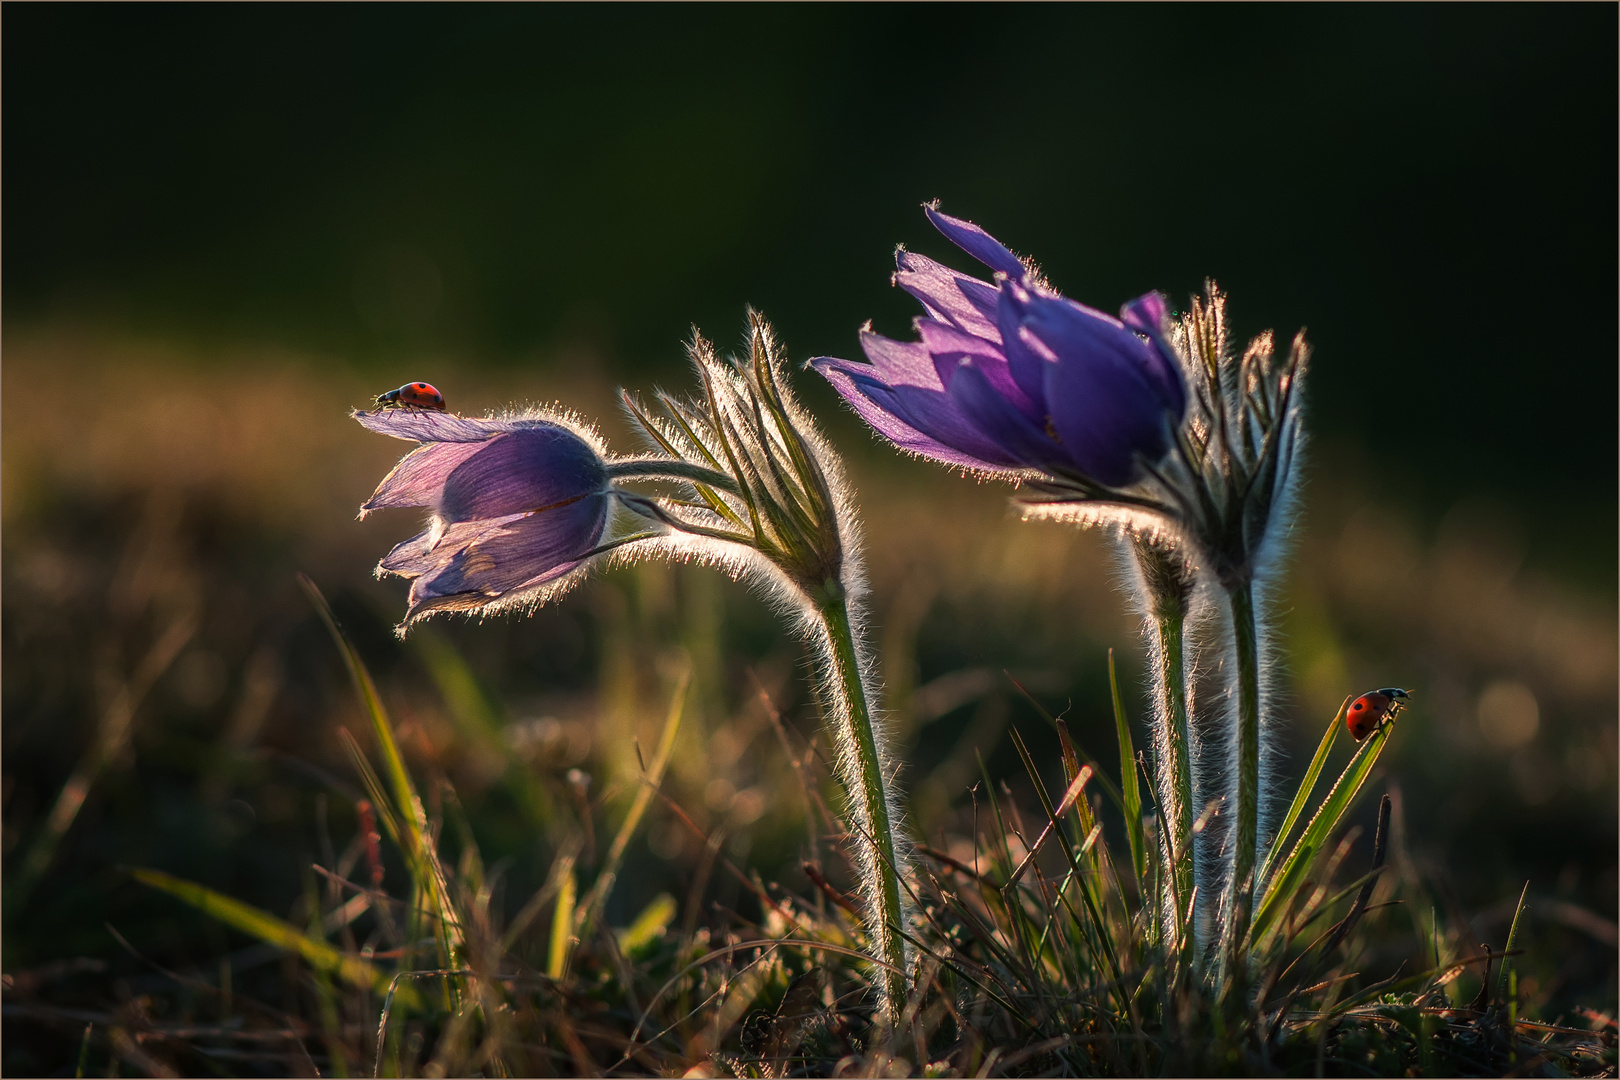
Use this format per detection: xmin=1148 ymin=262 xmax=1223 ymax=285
xmin=812 ymin=205 xmax=1186 ymax=488
xmin=617 ymin=319 xmax=914 ymax=1020
xmin=354 ymin=321 xmax=914 ymax=1020
xmin=354 ymin=409 xmax=617 ymax=628
xmin=817 ymin=205 xmax=1313 ymax=985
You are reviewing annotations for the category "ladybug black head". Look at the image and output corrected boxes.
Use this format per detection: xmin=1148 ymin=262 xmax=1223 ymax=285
xmin=1378 ymin=687 xmax=1410 ymax=699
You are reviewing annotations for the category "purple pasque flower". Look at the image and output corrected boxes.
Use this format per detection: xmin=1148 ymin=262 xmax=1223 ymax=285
xmin=812 ymin=206 xmax=1186 ymax=488
xmin=354 ymin=408 xmax=613 ymax=628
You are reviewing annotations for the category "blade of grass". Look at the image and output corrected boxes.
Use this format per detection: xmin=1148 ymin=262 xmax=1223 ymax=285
xmin=337 ymin=728 xmax=404 ymax=849
xmin=1007 ymin=673 xmax=1127 ymax=814
xmin=129 ymin=867 xmax=419 ymax=1008
xmin=1302 ymin=794 xmax=1392 ymax=985
xmin=1004 ymin=730 xmax=1083 ymax=1012
xmin=300 ymin=575 xmax=462 ymax=968
xmin=1258 ymin=697 xmax=1347 ymax=890
xmin=1011 ymin=727 xmax=1126 ymax=1000
xmin=1023 ymin=793 xmax=1127 ymax=1016
xmin=8 ymin=613 xmax=195 ymax=919
xmin=618 ymin=893 xmax=677 ymax=954
xmin=305 ymin=582 xmax=462 ymax=1022
xmin=1498 ymin=881 xmax=1530 ymax=1000
xmin=1004 ymin=727 xmax=1090 ymax=881
xmin=973 ymin=751 xmax=1046 ymax=991
xmin=572 ymin=665 xmax=689 ymax=953
xmin=1252 ymin=722 xmax=1393 ymax=944
xmin=301 ymin=577 xmax=422 ymax=858
xmin=547 ymin=861 xmax=578 ymax=981
xmin=75 ymin=1024 xmax=92 ymax=1079
xmin=303 ymin=866 xmax=350 ymax=1078
xmin=499 ymin=836 xmax=583 ymax=954
xmin=1108 ymin=649 xmax=1147 ymax=891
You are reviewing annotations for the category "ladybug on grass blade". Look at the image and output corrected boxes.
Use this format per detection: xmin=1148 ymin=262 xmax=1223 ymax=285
xmin=373 ymin=382 xmax=447 ymax=411
xmin=1346 ymin=687 xmax=1410 ymax=742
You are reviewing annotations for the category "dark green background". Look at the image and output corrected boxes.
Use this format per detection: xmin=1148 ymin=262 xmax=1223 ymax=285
xmin=7 ymin=4 xmax=1617 ymax=571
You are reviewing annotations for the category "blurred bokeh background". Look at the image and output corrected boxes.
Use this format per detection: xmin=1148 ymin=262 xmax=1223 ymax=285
xmin=5 ymin=6 xmax=1615 ymax=1072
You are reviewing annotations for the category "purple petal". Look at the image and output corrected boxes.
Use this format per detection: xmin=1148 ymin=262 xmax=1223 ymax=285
xmin=893 ymin=250 xmax=1001 ymax=344
xmin=997 ymin=278 xmax=1101 ymax=420
xmin=924 ymin=205 xmax=1026 ymax=278
xmin=995 ymin=280 xmax=1059 ymax=417
xmin=947 ymin=359 xmax=1071 ymax=474
xmin=1119 ymin=291 xmax=1187 ymax=418
xmin=380 ymin=526 xmax=436 ymax=574
xmin=1120 ymin=291 xmax=1170 ymax=335
xmin=381 ymin=497 xmax=610 ymax=619
xmin=854 ymin=330 xmax=945 ymax=391
xmin=1038 ymin=323 xmax=1174 ymax=488
xmin=416 ymin=497 xmax=606 ymax=596
xmin=362 ymin=441 xmax=487 ymax=515
xmin=438 ymin=427 xmax=608 ymax=523
xmin=1018 ymin=290 xmax=1157 ymax=391
xmin=812 ymin=356 xmax=1022 ymax=472
xmin=914 ymin=319 xmax=1039 ymax=422
xmin=813 ymin=356 xmax=950 ymax=449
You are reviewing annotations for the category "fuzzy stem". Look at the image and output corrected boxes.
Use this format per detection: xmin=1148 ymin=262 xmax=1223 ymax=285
xmin=1153 ymin=607 xmax=1196 ymax=933
xmin=1222 ymin=578 xmax=1261 ymax=980
xmin=605 ymin=458 xmax=741 ymax=492
xmin=816 ymin=587 xmax=908 ymax=1024
xmin=1127 ymin=533 xmax=1198 ymax=948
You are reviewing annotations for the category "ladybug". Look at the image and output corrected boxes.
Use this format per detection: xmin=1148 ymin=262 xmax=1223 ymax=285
xmin=1346 ymin=687 xmax=1410 ymax=742
xmin=373 ymin=382 xmax=447 ymax=411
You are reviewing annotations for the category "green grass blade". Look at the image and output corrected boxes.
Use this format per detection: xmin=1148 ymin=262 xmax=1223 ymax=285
xmin=617 ymin=893 xmax=677 ymax=954
xmin=1259 ymin=697 xmax=1347 ymax=889
xmin=1252 ymin=721 xmax=1393 ymax=944
xmin=572 ymin=666 xmax=689 ymax=954
xmin=1007 ymin=673 xmax=1127 ymax=815
xmin=975 ymin=750 xmax=1016 ymax=878
xmin=972 ymin=750 xmax=1045 ymax=986
xmin=337 ymin=727 xmax=404 ymax=848
xmin=7 ymin=614 xmax=196 ymax=922
xmin=1007 ymin=728 xmax=1123 ymax=991
xmin=1108 ymin=650 xmax=1147 ymax=891
xmin=1004 ymin=727 xmax=1092 ymax=887
xmin=299 ymin=576 xmax=421 ymax=853
xmin=1498 ymin=881 xmax=1530 ymax=999
xmin=300 ymin=576 xmax=463 ymax=968
xmin=547 ymin=861 xmax=578 ymax=980
xmin=302 ymin=865 xmax=350 ymax=1078
xmin=130 ymin=867 xmax=420 ymax=1008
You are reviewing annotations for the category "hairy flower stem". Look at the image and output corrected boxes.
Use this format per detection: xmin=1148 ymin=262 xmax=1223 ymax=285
xmin=1222 ymin=578 xmax=1261 ymax=984
xmin=1153 ymin=607 xmax=1195 ymax=927
xmin=1128 ymin=533 xmax=1198 ymax=946
xmin=816 ymin=586 xmax=908 ymax=1024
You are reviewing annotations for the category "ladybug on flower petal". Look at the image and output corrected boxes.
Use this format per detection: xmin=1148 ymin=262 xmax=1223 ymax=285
xmin=1346 ymin=687 xmax=1410 ymax=742
xmin=373 ymin=382 xmax=447 ymax=412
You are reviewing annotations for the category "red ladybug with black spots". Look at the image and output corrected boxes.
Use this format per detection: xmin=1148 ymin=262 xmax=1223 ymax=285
xmin=1346 ymin=687 xmax=1410 ymax=742
xmin=373 ymin=382 xmax=447 ymax=411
